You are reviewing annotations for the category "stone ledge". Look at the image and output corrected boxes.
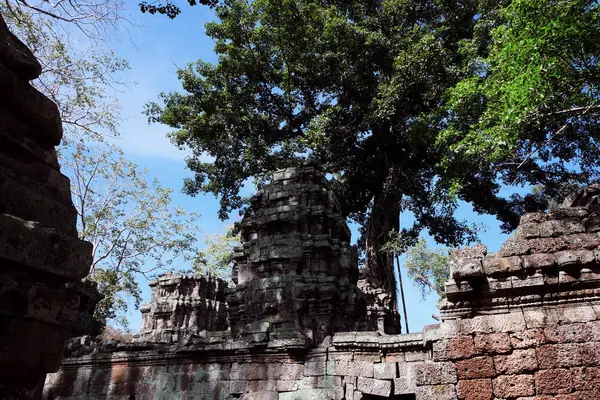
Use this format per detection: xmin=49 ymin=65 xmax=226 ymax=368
xmin=0 ymin=213 xmax=92 ymax=280
xmin=332 ymin=332 xmax=424 ymax=350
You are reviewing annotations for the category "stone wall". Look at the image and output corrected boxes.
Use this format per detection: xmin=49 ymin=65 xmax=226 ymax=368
xmin=44 ymin=185 xmax=600 ymax=399
xmin=415 ymin=183 xmax=600 ymax=399
xmin=0 ymin=14 xmax=93 ymax=399
xmin=44 ymin=332 xmax=426 ymax=400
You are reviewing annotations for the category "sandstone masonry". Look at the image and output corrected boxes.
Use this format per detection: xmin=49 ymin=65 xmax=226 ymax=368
xmin=43 ymin=178 xmax=600 ymax=399
xmin=0 ymin=14 xmax=93 ymax=399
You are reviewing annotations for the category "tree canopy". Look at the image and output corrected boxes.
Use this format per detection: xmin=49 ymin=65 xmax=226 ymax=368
xmin=145 ymin=0 xmax=539 ymax=319
xmin=441 ymin=0 xmax=600 ymax=206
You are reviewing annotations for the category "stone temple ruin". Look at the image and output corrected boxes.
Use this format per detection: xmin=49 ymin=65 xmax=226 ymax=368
xmin=6 ymin=12 xmax=600 ymax=400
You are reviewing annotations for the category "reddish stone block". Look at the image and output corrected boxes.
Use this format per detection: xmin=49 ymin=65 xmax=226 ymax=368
xmin=572 ymin=367 xmax=600 ymax=391
xmin=456 ymin=357 xmax=495 ymax=379
xmin=581 ymin=342 xmax=600 ymax=366
xmin=492 ymin=374 xmax=535 ymax=398
xmin=474 ymin=333 xmax=512 ymax=355
xmin=537 ymin=344 xmax=582 ymax=369
xmin=587 ymin=321 xmax=600 ymax=341
xmin=447 ymin=335 xmax=477 ymax=360
xmin=510 ymin=329 xmax=546 ymax=349
xmin=535 ymin=369 xmax=573 ymax=395
xmin=494 ymin=349 xmax=538 ymax=375
xmin=456 ymin=378 xmax=492 ymax=400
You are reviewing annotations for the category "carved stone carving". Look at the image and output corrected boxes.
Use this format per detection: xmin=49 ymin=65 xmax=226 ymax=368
xmin=227 ymin=159 xmax=370 ymax=347
xmin=442 ymin=185 xmax=600 ymax=319
xmin=135 ymin=272 xmax=228 ymax=342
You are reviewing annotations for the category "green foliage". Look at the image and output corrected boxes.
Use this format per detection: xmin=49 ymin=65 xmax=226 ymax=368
xmin=139 ymin=0 xmax=218 ymax=19
xmin=147 ymin=0 xmax=517 ymax=252
xmin=381 ymin=232 xmax=450 ymax=300
xmin=64 ymin=143 xmax=201 ymax=328
xmin=441 ymin=0 xmax=600 ymax=205
xmin=404 ymin=238 xmax=451 ymax=300
xmin=193 ymin=225 xmax=240 ymax=279
xmin=2 ymin=6 xmax=130 ymax=142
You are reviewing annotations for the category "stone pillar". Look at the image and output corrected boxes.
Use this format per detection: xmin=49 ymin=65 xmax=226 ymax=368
xmin=227 ymin=159 xmax=371 ymax=347
xmin=0 ymin=15 xmax=93 ymax=399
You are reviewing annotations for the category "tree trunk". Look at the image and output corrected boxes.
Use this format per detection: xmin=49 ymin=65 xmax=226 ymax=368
xmin=363 ymin=191 xmax=401 ymax=333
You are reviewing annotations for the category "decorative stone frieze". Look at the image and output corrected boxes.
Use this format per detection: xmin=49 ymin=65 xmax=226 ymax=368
xmin=135 ymin=272 xmax=228 ymax=343
xmin=441 ymin=186 xmax=600 ymax=320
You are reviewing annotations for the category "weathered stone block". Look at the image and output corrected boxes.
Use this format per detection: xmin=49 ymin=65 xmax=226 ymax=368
xmin=580 ymin=342 xmax=600 ymax=366
xmin=510 ymin=329 xmax=546 ymax=349
xmin=455 ymin=356 xmax=495 ymax=379
xmin=572 ymin=366 xmax=600 ymax=391
xmin=450 ymin=245 xmax=485 ymax=279
xmin=493 ymin=349 xmax=538 ymax=375
xmin=456 ymin=378 xmax=492 ymax=400
xmin=473 ymin=333 xmax=512 ymax=355
xmin=394 ymin=362 xmax=418 ymax=394
xmin=330 ymin=361 xmax=373 ymax=378
xmin=483 ymin=255 xmax=523 ymax=275
xmin=557 ymin=305 xmax=597 ymax=324
xmin=304 ymin=361 xmax=326 ymax=376
xmin=544 ymin=323 xmax=592 ymax=343
xmin=537 ymin=344 xmax=582 ymax=369
xmin=279 ymin=388 xmax=334 ymax=400
xmin=0 ymin=214 xmax=92 ymax=279
xmin=446 ymin=335 xmax=476 ymax=360
xmin=486 ymin=312 xmax=527 ymax=333
xmin=492 ymin=374 xmax=535 ymax=398
xmin=276 ymin=363 xmax=304 ymax=381
xmin=523 ymin=253 xmax=558 ymax=270
xmin=373 ymin=362 xmax=396 ymax=379
xmin=556 ymin=250 xmax=596 ymax=267
xmin=415 ymin=362 xmax=457 ymax=385
xmin=415 ymin=384 xmax=457 ymax=400
xmin=240 ymin=391 xmax=277 ymax=400
xmin=356 ymin=377 xmax=391 ymax=397
xmin=523 ymin=308 xmax=559 ymax=329
xmin=535 ymin=368 xmax=573 ymax=395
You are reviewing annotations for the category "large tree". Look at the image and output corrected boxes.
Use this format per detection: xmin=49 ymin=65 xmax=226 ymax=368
xmin=65 ymin=143 xmax=200 ymax=328
xmin=146 ymin=0 xmax=534 ymax=326
xmin=440 ymin=0 xmax=600 ymax=205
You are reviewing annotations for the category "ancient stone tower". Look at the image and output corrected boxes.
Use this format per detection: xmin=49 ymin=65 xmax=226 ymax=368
xmin=136 ymin=272 xmax=228 ymax=342
xmin=227 ymin=159 xmax=370 ymax=346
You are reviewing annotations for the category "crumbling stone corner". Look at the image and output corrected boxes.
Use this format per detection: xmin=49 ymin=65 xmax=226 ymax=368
xmin=0 ymin=14 xmax=93 ymax=399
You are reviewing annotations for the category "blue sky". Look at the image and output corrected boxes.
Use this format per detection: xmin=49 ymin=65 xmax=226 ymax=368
xmin=103 ymin=3 xmax=520 ymax=334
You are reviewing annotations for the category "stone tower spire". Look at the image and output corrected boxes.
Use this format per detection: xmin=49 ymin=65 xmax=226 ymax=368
xmin=227 ymin=161 xmax=369 ymax=347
